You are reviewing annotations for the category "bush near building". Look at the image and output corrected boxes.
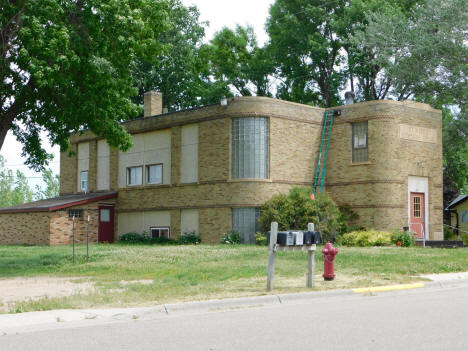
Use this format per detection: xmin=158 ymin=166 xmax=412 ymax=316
xmin=259 ymin=187 xmax=341 ymax=242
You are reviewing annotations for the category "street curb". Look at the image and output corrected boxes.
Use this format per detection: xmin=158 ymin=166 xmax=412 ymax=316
xmin=352 ymin=283 xmax=425 ymax=294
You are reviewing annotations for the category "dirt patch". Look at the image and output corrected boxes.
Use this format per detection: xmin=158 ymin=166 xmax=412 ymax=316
xmin=0 ymin=277 xmax=95 ymax=312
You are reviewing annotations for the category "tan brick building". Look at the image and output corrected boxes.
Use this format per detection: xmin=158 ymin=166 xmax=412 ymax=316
xmin=0 ymin=93 xmax=443 ymax=245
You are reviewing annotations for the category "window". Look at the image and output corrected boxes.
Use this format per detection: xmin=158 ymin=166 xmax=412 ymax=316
xmin=80 ymin=171 xmax=88 ymax=192
xmin=232 ymin=117 xmax=269 ymax=179
xmin=100 ymin=209 xmax=110 ymax=222
xmin=413 ymin=196 xmax=421 ymax=218
xmin=150 ymin=227 xmax=170 ymax=239
xmin=352 ymin=121 xmax=368 ymax=163
xmin=69 ymin=209 xmax=83 ymax=218
xmin=146 ymin=164 xmax=163 ymax=184
xmin=462 ymin=210 xmax=468 ymax=223
xmin=127 ymin=166 xmax=143 ymax=186
xmin=232 ymin=208 xmax=261 ymax=244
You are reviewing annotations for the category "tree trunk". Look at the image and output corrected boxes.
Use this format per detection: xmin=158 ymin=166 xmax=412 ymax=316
xmin=0 ymin=100 xmax=21 ymax=152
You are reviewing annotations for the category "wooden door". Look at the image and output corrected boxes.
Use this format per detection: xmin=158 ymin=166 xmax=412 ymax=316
xmin=410 ymin=192 xmax=425 ymax=239
xmin=98 ymin=205 xmax=115 ymax=243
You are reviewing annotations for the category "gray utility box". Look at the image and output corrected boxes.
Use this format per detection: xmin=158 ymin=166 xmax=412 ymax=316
xmin=267 ymin=230 xmax=321 ymax=246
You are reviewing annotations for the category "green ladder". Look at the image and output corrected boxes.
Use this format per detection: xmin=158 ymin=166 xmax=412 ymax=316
xmin=313 ymin=110 xmax=336 ymax=194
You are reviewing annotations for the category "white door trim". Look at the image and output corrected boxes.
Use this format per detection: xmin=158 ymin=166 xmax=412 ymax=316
xmin=408 ymin=176 xmax=429 ymax=239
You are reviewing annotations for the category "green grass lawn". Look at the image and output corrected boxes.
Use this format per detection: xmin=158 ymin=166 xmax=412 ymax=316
xmin=0 ymin=244 xmax=467 ymax=313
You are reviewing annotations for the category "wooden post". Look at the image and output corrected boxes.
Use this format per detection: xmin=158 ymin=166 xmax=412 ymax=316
xmin=267 ymin=222 xmax=278 ymax=291
xmin=307 ymin=223 xmax=316 ymax=288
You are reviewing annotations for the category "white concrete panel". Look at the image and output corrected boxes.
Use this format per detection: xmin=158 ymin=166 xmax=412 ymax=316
xmin=119 ymin=134 xmax=145 ymax=187
xmin=181 ymin=124 xmax=198 ymax=183
xmin=181 ymin=209 xmax=199 ymax=235
xmin=118 ymin=212 xmax=144 ymax=237
xmin=77 ymin=142 xmax=89 ymax=192
xmin=144 ymin=130 xmax=171 ymax=185
xmin=143 ymin=211 xmax=171 ymax=233
xmin=408 ymin=176 xmax=429 ymax=238
xmin=97 ymin=140 xmax=110 ymax=190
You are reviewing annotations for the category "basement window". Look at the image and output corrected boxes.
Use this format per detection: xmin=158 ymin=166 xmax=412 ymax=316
xmin=150 ymin=227 xmax=170 ymax=239
xmin=127 ymin=166 xmax=143 ymax=186
xmin=352 ymin=121 xmax=368 ymax=162
xmin=69 ymin=209 xmax=83 ymax=218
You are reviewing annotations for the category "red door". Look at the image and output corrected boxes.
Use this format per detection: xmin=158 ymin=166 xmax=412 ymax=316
xmin=98 ymin=205 xmax=115 ymax=243
xmin=410 ymin=192 xmax=425 ymax=239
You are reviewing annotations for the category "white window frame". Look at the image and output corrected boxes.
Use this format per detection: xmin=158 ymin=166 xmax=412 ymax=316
xmin=150 ymin=227 xmax=171 ymax=239
xmin=80 ymin=171 xmax=88 ymax=192
xmin=352 ymin=121 xmax=368 ymax=162
xmin=126 ymin=166 xmax=143 ymax=186
xmin=146 ymin=164 xmax=163 ymax=185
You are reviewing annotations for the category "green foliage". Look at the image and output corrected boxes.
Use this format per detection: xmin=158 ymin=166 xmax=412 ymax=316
xmin=220 ymin=231 xmax=241 ymax=244
xmin=340 ymin=230 xmax=393 ymax=247
xmin=461 ymin=234 xmax=468 ymax=246
xmin=338 ymin=204 xmax=361 ymax=234
xmin=206 ymin=25 xmax=274 ymax=97
xmin=179 ymin=231 xmax=201 ymax=245
xmin=119 ymin=232 xmax=176 ymax=245
xmin=259 ymin=187 xmax=340 ymax=242
xmin=35 ymin=168 xmax=60 ymax=200
xmin=444 ymin=226 xmax=456 ymax=241
xmin=255 ymin=232 xmax=268 ymax=246
xmin=0 ymin=156 xmax=34 ymax=208
xmin=132 ymin=1 xmax=231 ymax=111
xmin=391 ymin=230 xmax=415 ymax=247
xmin=1 ymin=0 xmax=171 ymax=169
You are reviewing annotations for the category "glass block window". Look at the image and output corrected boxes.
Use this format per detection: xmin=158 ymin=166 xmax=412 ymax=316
xmin=232 ymin=208 xmax=261 ymax=244
xmin=352 ymin=121 xmax=368 ymax=163
xmin=80 ymin=171 xmax=88 ymax=192
xmin=147 ymin=164 xmax=163 ymax=184
xmin=232 ymin=117 xmax=269 ymax=179
xmin=127 ymin=166 xmax=143 ymax=186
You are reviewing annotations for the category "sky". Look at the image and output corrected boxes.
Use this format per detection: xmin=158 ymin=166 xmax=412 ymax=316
xmin=0 ymin=0 xmax=275 ymax=188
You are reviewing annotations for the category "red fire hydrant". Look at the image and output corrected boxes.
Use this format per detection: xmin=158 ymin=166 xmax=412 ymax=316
xmin=322 ymin=242 xmax=338 ymax=281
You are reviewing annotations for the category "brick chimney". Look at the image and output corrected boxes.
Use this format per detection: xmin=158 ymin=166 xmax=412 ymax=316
xmin=144 ymin=91 xmax=163 ymax=117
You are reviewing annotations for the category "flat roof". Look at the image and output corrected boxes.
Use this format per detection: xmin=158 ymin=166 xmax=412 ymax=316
xmin=0 ymin=192 xmax=117 ymax=214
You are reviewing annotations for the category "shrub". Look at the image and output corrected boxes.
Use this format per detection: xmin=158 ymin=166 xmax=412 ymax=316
xmin=259 ymin=187 xmax=340 ymax=242
xmin=255 ymin=232 xmax=268 ymax=246
xmin=340 ymin=230 xmax=393 ymax=247
xmin=444 ymin=226 xmax=456 ymax=240
xmin=461 ymin=233 xmax=468 ymax=246
xmin=179 ymin=231 xmax=201 ymax=244
xmin=391 ymin=230 xmax=415 ymax=247
xmin=337 ymin=204 xmax=361 ymax=235
xmin=119 ymin=232 xmax=177 ymax=245
xmin=220 ymin=230 xmax=241 ymax=244
xmin=119 ymin=232 xmax=149 ymax=243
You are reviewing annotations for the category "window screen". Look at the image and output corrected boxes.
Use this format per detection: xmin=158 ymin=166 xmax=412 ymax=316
xmin=232 ymin=117 xmax=269 ymax=179
xmin=127 ymin=166 xmax=143 ymax=185
xmin=352 ymin=121 xmax=368 ymax=162
xmin=232 ymin=208 xmax=261 ymax=244
xmin=462 ymin=210 xmax=468 ymax=223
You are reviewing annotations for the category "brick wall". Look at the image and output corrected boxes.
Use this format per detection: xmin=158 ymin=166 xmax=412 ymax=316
xmin=0 ymin=212 xmax=51 ymax=245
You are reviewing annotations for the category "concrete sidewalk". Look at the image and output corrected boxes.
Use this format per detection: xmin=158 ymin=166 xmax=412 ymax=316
xmin=1 ymin=271 xmax=467 ymax=335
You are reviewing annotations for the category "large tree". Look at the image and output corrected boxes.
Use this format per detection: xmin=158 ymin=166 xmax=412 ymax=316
xmin=0 ymin=156 xmax=33 ymax=207
xmin=131 ymin=1 xmax=231 ymax=111
xmin=353 ymin=0 xmax=468 ymax=200
xmin=206 ymin=25 xmax=274 ymax=97
xmin=266 ymin=0 xmax=347 ymax=107
xmin=1 ymin=0 xmax=170 ymax=170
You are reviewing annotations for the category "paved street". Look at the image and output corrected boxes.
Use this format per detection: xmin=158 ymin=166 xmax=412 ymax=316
xmin=1 ymin=283 xmax=467 ymax=350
